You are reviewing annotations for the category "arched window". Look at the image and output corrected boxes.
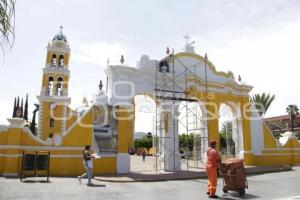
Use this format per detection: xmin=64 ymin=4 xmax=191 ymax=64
xmin=48 ymin=77 xmax=54 ymax=96
xmin=49 ymin=118 xmax=54 ymax=127
xmin=56 ymin=77 xmax=64 ymax=96
xmin=48 ymin=133 xmax=53 ymax=138
xmin=58 ymin=55 xmax=64 ymax=66
xmin=51 ymin=54 xmax=57 ymax=66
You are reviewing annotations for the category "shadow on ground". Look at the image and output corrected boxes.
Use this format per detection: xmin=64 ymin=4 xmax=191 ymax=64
xmin=220 ymin=192 xmax=260 ymax=199
xmin=21 ymin=180 xmax=51 ymax=183
xmin=86 ymin=184 xmax=106 ymax=187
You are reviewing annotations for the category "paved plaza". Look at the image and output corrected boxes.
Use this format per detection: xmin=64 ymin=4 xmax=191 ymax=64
xmin=0 ymin=166 xmax=299 ymax=200
xmin=130 ymin=155 xmax=204 ymax=172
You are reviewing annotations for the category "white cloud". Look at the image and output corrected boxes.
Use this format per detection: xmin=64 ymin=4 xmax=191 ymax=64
xmin=72 ymin=41 xmax=129 ymax=66
xmin=120 ymin=33 xmax=142 ymax=41
xmin=199 ymin=20 xmax=300 ymax=117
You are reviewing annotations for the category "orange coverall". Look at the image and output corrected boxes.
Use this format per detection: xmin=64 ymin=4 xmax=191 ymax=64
xmin=206 ymin=147 xmax=220 ymax=195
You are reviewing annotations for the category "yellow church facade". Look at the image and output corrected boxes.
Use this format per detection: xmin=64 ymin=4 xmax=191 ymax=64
xmin=0 ymin=29 xmax=300 ymax=176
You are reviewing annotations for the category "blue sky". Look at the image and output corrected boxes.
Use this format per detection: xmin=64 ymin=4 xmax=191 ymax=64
xmin=0 ymin=0 xmax=300 ymax=132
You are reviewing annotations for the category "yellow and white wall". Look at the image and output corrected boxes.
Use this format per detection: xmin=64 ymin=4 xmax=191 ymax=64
xmin=1 ymin=37 xmax=300 ymax=177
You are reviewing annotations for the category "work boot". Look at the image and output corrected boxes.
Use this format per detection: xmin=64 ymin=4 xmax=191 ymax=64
xmin=209 ymin=194 xmax=218 ymax=198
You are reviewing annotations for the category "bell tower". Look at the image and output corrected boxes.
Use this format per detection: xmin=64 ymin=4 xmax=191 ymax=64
xmin=37 ymin=26 xmax=71 ymax=141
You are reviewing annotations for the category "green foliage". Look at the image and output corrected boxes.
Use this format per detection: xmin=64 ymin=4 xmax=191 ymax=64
xmin=272 ymin=131 xmax=282 ymax=139
xmin=0 ymin=0 xmax=15 ymax=51
xmin=286 ymin=104 xmax=299 ymax=116
xmin=286 ymin=104 xmax=299 ymax=132
xmin=12 ymin=97 xmax=16 ymax=117
xmin=219 ymin=121 xmax=235 ymax=154
xmin=296 ymin=132 xmax=300 ymax=140
xmin=134 ymin=135 xmax=153 ymax=152
xmin=179 ymin=134 xmax=193 ymax=151
xmin=250 ymin=93 xmax=275 ymax=116
xmin=29 ymin=121 xmax=37 ymax=136
xmin=23 ymin=94 xmax=28 ymax=121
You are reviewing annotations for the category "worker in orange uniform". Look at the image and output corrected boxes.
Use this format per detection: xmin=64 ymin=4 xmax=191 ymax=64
xmin=206 ymin=140 xmax=221 ymax=198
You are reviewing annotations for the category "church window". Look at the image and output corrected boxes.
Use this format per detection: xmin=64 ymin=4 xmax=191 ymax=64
xmin=58 ymin=55 xmax=64 ymax=66
xmin=51 ymin=54 xmax=57 ymax=66
xmin=49 ymin=118 xmax=54 ymax=127
xmin=48 ymin=77 xmax=54 ymax=96
xmin=56 ymin=77 xmax=64 ymax=96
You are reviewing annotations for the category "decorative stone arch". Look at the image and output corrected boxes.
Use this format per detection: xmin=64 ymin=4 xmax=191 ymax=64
xmin=218 ymin=101 xmax=244 ymax=159
xmin=104 ymin=52 xmax=253 ymax=173
xmin=130 ymin=93 xmax=158 ymax=147
xmin=177 ymin=98 xmax=209 ymax=165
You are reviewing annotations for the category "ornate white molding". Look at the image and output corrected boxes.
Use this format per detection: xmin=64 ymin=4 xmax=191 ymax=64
xmin=43 ymin=67 xmax=70 ymax=77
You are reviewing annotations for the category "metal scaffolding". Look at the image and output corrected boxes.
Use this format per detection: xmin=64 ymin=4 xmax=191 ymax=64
xmin=154 ymin=51 xmax=209 ymax=172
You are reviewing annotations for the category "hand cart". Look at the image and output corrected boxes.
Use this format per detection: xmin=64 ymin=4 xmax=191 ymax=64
xmin=219 ymin=158 xmax=248 ymax=197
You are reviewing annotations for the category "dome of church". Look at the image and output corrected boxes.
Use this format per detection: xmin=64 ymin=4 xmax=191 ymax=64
xmin=52 ymin=26 xmax=67 ymax=43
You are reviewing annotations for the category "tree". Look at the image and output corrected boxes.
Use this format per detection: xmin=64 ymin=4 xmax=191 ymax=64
xmin=0 ymin=0 xmax=15 ymax=52
xmin=179 ymin=134 xmax=193 ymax=151
xmin=134 ymin=136 xmax=153 ymax=154
xmin=147 ymin=132 xmax=152 ymax=138
xmin=296 ymin=132 xmax=300 ymax=140
xmin=20 ymin=98 xmax=23 ymax=118
xmin=250 ymin=93 xmax=275 ymax=116
xmin=23 ymin=94 xmax=28 ymax=121
xmin=219 ymin=121 xmax=235 ymax=155
xmin=286 ymin=104 xmax=299 ymax=132
xmin=12 ymin=97 xmax=16 ymax=117
xmin=16 ymin=96 xmax=19 ymax=110
xmin=30 ymin=104 xmax=39 ymax=136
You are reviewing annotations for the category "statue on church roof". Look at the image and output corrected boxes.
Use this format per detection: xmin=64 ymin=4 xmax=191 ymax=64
xmin=166 ymin=47 xmax=170 ymax=55
xmin=120 ymin=55 xmax=125 ymax=64
xmin=99 ymin=80 xmax=103 ymax=91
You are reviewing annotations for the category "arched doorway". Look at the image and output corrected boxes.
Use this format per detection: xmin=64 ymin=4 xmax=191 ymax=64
xmin=218 ymin=103 xmax=243 ymax=158
xmin=178 ymin=100 xmax=208 ymax=169
xmin=131 ymin=94 xmax=156 ymax=172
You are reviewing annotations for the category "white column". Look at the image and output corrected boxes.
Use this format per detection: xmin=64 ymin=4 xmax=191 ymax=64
xmin=117 ymin=153 xmax=130 ymax=173
xmin=162 ymin=104 xmax=181 ymax=171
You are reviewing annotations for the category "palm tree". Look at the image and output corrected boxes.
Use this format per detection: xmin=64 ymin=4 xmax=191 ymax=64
xmin=250 ymin=93 xmax=275 ymax=116
xmin=286 ymin=104 xmax=299 ymax=132
xmin=0 ymin=0 xmax=16 ymax=52
xmin=219 ymin=121 xmax=235 ymax=155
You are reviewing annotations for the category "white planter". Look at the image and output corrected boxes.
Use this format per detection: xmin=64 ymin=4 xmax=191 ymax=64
xmin=7 ymin=118 xmax=27 ymax=127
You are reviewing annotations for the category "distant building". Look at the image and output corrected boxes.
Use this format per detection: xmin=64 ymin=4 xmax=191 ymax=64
xmin=264 ymin=114 xmax=300 ymax=133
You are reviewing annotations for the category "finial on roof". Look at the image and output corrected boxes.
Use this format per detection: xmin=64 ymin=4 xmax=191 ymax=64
xmin=59 ymin=25 xmax=63 ymax=32
xmin=120 ymin=55 xmax=125 ymax=64
xmin=166 ymin=47 xmax=170 ymax=55
xmin=238 ymin=75 xmax=242 ymax=82
xmin=99 ymin=80 xmax=103 ymax=91
xmin=183 ymin=33 xmax=190 ymax=45
xmin=183 ymin=33 xmax=195 ymax=53
xmin=82 ymin=96 xmax=88 ymax=107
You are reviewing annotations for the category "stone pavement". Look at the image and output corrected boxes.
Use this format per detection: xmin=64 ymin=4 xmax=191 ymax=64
xmin=95 ymin=155 xmax=292 ymax=182
xmin=1 ymin=167 xmax=300 ymax=200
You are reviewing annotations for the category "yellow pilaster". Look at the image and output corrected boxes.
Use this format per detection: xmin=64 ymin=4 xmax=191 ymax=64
xmin=3 ymin=128 xmax=22 ymax=175
xmin=117 ymin=106 xmax=134 ymax=153
xmin=206 ymin=100 xmax=220 ymax=147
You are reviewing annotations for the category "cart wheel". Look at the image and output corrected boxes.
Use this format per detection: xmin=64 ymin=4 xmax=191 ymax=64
xmin=222 ymin=188 xmax=228 ymax=193
xmin=238 ymin=188 xmax=245 ymax=197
